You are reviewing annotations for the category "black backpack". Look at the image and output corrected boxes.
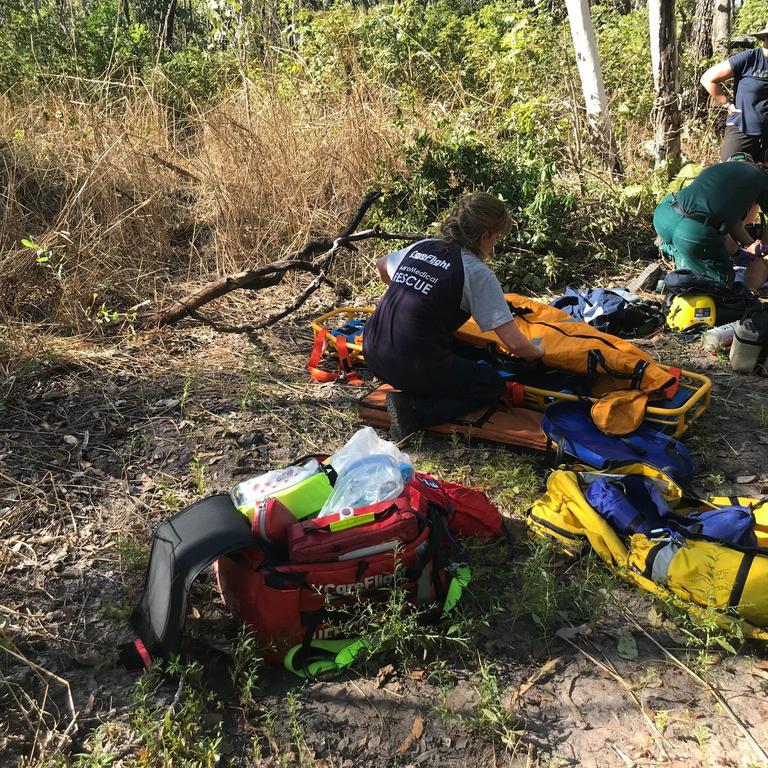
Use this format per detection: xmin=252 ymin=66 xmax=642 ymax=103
xmin=663 ymin=270 xmax=761 ymax=326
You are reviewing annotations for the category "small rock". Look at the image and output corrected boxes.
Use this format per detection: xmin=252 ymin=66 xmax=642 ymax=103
xmin=737 ymin=475 xmax=757 ymax=484
xmin=63 ymin=435 xmax=78 ymax=447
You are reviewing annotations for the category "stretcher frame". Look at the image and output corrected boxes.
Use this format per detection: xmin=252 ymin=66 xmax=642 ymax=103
xmin=311 ymin=308 xmax=712 ymax=438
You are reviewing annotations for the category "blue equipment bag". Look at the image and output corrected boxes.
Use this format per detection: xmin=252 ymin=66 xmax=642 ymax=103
xmin=584 ymin=476 xmax=669 ymax=536
xmin=541 ymin=402 xmax=696 ymax=483
xmin=550 ymin=287 xmax=663 ymax=338
xmin=675 ymin=506 xmax=757 ymax=548
xmin=330 ymin=320 xmax=366 ymax=344
xmin=584 ymin=474 xmax=757 ymax=548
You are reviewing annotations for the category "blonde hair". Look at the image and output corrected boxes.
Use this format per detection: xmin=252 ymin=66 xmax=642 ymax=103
xmin=439 ymin=192 xmax=514 ymax=252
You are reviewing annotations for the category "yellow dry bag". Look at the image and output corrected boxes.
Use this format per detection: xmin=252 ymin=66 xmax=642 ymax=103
xmin=528 ymin=463 xmax=768 ymax=639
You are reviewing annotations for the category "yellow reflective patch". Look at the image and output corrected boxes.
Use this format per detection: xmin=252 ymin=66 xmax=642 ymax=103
xmin=329 ymin=512 xmax=375 ymax=532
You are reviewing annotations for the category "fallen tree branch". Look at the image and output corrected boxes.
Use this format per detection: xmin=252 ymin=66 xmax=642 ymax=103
xmin=186 ymin=225 xmax=424 ymax=334
xmin=138 ymin=258 xmax=321 ymax=327
xmin=137 ymin=184 xmax=422 ymax=330
xmin=190 ymin=274 xmax=334 ymax=334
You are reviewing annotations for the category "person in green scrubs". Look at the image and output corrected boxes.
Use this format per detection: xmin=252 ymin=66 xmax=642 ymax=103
xmin=653 ymin=153 xmax=768 ymax=292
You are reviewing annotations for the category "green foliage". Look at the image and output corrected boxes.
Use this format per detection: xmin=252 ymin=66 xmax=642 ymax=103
xmin=594 ymin=5 xmax=654 ymax=131
xmin=114 ymin=534 xmax=150 ymax=574
xmin=188 ymin=455 xmax=207 ymax=495
xmin=326 ymin=574 xmax=483 ymax=670
xmin=130 ymin=659 xmax=224 ymax=767
xmin=470 ymin=657 xmax=521 ymax=750
xmin=229 ymin=626 xmax=264 ymax=712
xmin=149 ymin=46 xmax=241 ymax=119
xmin=735 ymin=0 xmax=768 ymax=35
xmin=293 ymin=0 xmax=566 ymax=101
xmin=0 ymin=0 xmax=153 ymax=93
xmin=510 ymin=541 xmax=615 ymax=635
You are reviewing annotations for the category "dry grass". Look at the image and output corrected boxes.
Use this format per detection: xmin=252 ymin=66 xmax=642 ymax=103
xmin=0 ymin=76 xmax=402 ymax=331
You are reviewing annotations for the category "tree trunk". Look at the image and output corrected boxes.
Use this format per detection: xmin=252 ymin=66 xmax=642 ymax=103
xmin=564 ymin=0 xmax=623 ymax=175
xmin=711 ymin=0 xmax=730 ymax=56
xmin=160 ymin=0 xmax=178 ymax=49
xmin=649 ymin=0 xmax=682 ymax=177
xmin=691 ymin=0 xmax=713 ymax=116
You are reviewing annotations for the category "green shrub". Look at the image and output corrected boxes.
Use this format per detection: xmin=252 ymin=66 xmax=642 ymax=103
xmin=595 ymin=5 xmax=655 ymax=133
xmin=735 ymin=0 xmax=768 ymax=34
xmin=149 ymin=46 xmax=241 ymax=119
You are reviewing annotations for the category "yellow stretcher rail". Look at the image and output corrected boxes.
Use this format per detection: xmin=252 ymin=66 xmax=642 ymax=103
xmin=311 ymin=307 xmax=711 ymax=438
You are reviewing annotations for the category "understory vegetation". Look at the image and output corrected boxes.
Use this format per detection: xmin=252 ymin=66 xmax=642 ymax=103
xmin=4 ymin=0 xmax=768 ymax=344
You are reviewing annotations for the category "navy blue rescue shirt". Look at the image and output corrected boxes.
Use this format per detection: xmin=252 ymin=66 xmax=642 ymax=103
xmin=363 ymin=238 xmax=514 ymax=389
xmin=728 ymin=48 xmax=768 ymax=136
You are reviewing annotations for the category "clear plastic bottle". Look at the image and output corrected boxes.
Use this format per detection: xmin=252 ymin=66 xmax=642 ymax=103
xmin=702 ymin=321 xmax=737 ymax=354
xmin=317 ymin=454 xmax=413 ymax=517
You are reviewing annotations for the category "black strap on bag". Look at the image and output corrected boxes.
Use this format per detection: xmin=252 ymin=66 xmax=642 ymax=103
xmin=119 ymin=494 xmax=258 ymax=670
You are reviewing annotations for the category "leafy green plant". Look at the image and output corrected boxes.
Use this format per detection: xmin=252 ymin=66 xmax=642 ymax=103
xmin=114 ymin=534 xmax=150 ymax=575
xmin=470 ymin=656 xmax=520 ymax=751
xmin=229 ymin=626 xmax=263 ymax=713
xmin=735 ymin=0 xmax=768 ymax=34
xmin=179 ymin=369 xmax=201 ymax=415
xmin=130 ymin=659 xmax=224 ymax=767
xmin=285 ymin=691 xmax=314 ymax=768
xmin=188 ymin=455 xmax=207 ymax=495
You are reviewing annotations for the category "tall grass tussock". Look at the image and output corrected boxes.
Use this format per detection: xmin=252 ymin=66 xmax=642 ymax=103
xmin=0 ymin=76 xmax=401 ymax=332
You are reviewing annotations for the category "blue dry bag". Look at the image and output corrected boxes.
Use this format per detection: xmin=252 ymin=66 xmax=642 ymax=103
xmin=542 ymin=402 xmax=695 ymax=483
xmin=585 ymin=476 xmax=757 ymax=548
xmin=585 ymin=475 xmax=669 ymax=536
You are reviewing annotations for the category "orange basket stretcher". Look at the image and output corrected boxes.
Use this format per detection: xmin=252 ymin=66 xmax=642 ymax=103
xmin=310 ymin=307 xmax=711 ymax=438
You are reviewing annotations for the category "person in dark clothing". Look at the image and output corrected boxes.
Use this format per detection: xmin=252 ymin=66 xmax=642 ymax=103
xmin=363 ymin=192 xmax=543 ymax=439
xmin=701 ymin=25 xmax=768 ymax=162
xmin=653 ymin=154 xmax=768 ymax=291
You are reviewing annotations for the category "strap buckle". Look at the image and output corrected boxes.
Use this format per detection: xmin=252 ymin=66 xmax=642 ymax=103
xmin=648 ymin=527 xmax=685 ymax=547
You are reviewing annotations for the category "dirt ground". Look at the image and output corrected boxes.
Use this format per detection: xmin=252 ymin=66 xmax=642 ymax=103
xmin=2 ymin=285 xmax=768 ymax=768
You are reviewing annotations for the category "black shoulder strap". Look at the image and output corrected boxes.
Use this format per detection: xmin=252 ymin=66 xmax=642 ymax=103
xmin=119 ymin=494 xmax=256 ymax=670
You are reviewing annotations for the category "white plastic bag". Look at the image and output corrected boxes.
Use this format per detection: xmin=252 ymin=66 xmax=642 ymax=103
xmin=317 ymin=428 xmax=414 ymax=517
xmin=326 ymin=427 xmax=411 ymax=475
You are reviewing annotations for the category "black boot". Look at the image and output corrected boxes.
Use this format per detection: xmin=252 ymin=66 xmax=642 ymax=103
xmin=385 ymin=391 xmax=421 ymax=440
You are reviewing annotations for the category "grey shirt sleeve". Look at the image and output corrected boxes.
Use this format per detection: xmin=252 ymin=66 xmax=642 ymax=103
xmin=385 ymin=247 xmax=409 ymax=279
xmin=460 ymin=252 xmax=515 ymax=332
xmin=385 ymin=239 xmax=433 ymax=279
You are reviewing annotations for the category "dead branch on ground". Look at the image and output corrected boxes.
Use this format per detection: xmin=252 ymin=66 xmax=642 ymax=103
xmin=138 ymin=192 xmax=424 ymax=330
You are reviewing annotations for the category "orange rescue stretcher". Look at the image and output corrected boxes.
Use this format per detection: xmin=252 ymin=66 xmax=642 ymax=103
xmin=310 ymin=307 xmax=711 ymax=438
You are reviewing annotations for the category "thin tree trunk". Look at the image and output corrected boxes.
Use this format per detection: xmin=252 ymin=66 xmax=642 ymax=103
xmin=692 ymin=0 xmax=713 ymax=116
xmin=564 ymin=0 xmax=623 ymax=175
xmin=160 ymin=0 xmax=178 ymax=49
xmin=649 ymin=0 xmax=682 ymax=177
xmin=712 ymin=0 xmax=730 ymax=56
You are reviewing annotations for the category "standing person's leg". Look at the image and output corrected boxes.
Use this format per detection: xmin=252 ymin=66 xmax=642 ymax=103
xmin=385 ymin=356 xmax=506 ymax=438
xmin=671 ymin=219 xmax=732 ymax=283
xmin=720 ymin=126 xmax=762 ymax=162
